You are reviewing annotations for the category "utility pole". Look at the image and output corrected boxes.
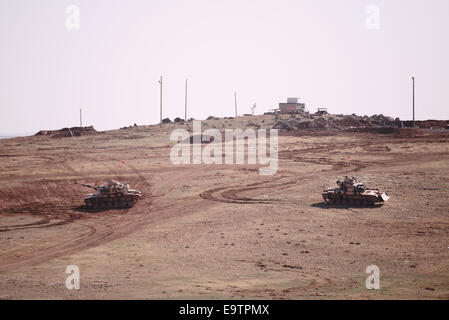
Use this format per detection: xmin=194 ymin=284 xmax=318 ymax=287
xmin=80 ymin=108 xmax=82 ymax=127
xmin=159 ymin=76 xmax=163 ymax=125
xmin=185 ymin=79 xmax=188 ymax=121
xmin=234 ymin=91 xmax=238 ymax=117
xmin=412 ymin=76 xmax=415 ymax=128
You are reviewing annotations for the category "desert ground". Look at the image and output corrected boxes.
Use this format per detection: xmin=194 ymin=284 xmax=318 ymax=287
xmin=0 ymin=115 xmax=448 ymax=299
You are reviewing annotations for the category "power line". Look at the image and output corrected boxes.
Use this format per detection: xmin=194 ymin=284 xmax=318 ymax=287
xmin=412 ymin=76 xmax=415 ymax=128
xmin=159 ymin=76 xmax=163 ymax=125
xmin=185 ymin=79 xmax=188 ymax=121
xmin=234 ymin=91 xmax=238 ymax=117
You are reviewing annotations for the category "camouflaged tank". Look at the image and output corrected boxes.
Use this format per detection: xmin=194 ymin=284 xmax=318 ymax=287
xmin=81 ymin=180 xmax=141 ymax=208
xmin=322 ymin=176 xmax=389 ymax=206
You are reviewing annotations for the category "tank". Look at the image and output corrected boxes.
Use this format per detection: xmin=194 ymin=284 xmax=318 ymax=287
xmin=81 ymin=180 xmax=141 ymax=209
xmin=322 ymin=176 xmax=389 ymax=206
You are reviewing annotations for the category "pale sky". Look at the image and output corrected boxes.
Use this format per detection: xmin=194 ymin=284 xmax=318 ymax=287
xmin=1 ymin=0 xmax=448 ymax=134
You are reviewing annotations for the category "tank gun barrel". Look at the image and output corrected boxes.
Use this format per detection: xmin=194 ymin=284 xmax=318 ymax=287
xmin=81 ymin=183 xmax=99 ymax=191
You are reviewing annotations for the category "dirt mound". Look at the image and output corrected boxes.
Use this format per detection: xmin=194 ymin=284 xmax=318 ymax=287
xmin=344 ymin=127 xmax=427 ymax=137
xmin=279 ymin=129 xmax=340 ymax=137
xmin=273 ymin=113 xmax=400 ymax=131
xmin=35 ymin=126 xmax=99 ymax=138
xmin=402 ymin=120 xmax=449 ymax=129
xmin=181 ymin=134 xmax=214 ymax=144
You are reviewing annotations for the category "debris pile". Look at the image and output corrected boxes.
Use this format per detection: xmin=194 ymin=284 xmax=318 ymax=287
xmin=402 ymin=120 xmax=449 ymax=129
xmin=273 ymin=114 xmax=400 ymax=131
xmin=35 ymin=126 xmax=99 ymax=138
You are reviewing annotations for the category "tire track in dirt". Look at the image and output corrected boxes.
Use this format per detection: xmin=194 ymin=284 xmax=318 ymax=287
xmin=0 ymin=167 xmax=205 ymax=272
xmin=200 ymin=179 xmax=292 ymax=204
xmin=0 ymin=205 xmax=142 ymax=271
xmin=198 ymin=146 xmax=449 ymax=205
xmin=0 ymin=160 xmax=151 ymax=233
xmin=1 ymin=133 xmax=447 ymax=271
xmin=199 ymin=149 xmax=347 ymax=205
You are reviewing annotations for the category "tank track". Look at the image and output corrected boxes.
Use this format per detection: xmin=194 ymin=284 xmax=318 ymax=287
xmin=84 ymin=195 xmax=140 ymax=209
xmin=323 ymin=193 xmax=378 ymax=206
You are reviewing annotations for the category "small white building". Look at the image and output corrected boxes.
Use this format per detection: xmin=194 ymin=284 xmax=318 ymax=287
xmin=279 ymin=97 xmax=306 ymax=113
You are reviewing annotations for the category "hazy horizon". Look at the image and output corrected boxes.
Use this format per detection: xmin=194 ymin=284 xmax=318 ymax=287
xmin=1 ymin=0 xmax=448 ymax=134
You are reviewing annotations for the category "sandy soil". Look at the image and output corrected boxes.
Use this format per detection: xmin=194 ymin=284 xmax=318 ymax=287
xmin=0 ymin=116 xmax=448 ymax=299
